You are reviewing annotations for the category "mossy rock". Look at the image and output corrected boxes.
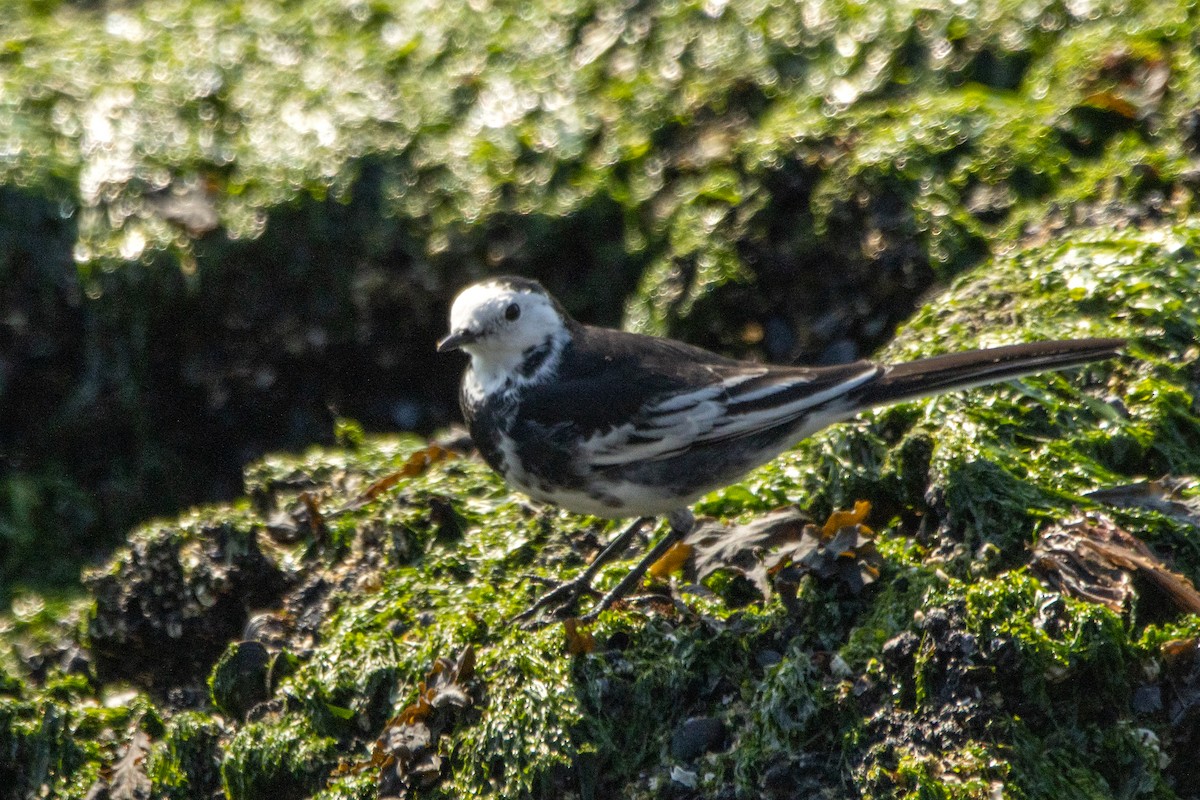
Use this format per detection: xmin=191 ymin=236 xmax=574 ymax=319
xmin=6 ymin=0 xmax=1200 ymax=797
xmin=9 ymin=0 xmax=1200 ymax=597
xmin=3 ymin=221 xmax=1200 ymax=797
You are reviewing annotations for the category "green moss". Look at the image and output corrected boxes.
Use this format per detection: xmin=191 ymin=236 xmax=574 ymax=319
xmin=854 ymin=229 xmax=1199 ymax=569
xmin=885 ymin=744 xmax=1009 ymax=800
xmin=443 ymin=631 xmax=582 ymax=799
xmin=8 ymin=2 xmax=1200 ymax=795
xmin=0 ymin=695 xmax=152 ymax=800
xmin=957 ymin=574 xmax=1131 ymax=709
xmin=1008 ymin=722 xmax=1173 ymax=800
xmin=730 ymin=645 xmax=824 ymax=791
xmin=0 ymin=591 xmax=89 ymax=674
xmin=221 ymin=715 xmax=339 ymax=800
xmin=147 ymin=712 xmax=224 ymax=800
xmin=840 ymin=556 xmax=939 ymax=668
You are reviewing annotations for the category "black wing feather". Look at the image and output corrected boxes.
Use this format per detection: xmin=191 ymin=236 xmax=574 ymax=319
xmin=516 ymin=326 xmax=741 ymax=436
xmin=517 ymin=325 xmax=880 ymax=445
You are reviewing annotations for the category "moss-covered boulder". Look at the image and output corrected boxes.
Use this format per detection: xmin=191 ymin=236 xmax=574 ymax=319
xmin=3 ymin=221 xmax=1200 ymax=798
xmin=8 ymin=0 xmax=1200 ymax=797
xmin=8 ymin=0 xmax=1200 ymax=596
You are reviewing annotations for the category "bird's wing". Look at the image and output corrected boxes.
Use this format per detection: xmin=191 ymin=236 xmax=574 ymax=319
xmin=582 ymin=360 xmax=881 ymax=466
xmin=514 ymin=325 xmax=882 ymax=468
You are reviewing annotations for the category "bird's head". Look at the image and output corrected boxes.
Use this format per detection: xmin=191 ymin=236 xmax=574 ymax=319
xmin=438 ymin=277 xmax=572 ymax=373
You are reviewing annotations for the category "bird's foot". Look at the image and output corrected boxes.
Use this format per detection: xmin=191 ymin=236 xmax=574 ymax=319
xmin=512 ymin=511 xmax=696 ymax=628
xmin=510 ymin=574 xmax=601 ymax=627
xmin=575 ymin=508 xmax=694 ymax=625
xmin=511 ymin=516 xmax=654 ymax=628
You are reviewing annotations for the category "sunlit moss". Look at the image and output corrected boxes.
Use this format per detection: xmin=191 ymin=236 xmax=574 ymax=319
xmin=147 ymin=711 xmax=225 ymax=800
xmin=7 ymin=1 xmax=1200 ymax=797
xmin=4 ymin=0 xmax=1195 ymax=299
xmin=221 ymin=715 xmax=339 ymax=800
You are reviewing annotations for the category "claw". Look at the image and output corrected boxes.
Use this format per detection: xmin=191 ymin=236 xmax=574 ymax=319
xmin=510 ymin=516 xmax=653 ymax=628
xmin=576 ymin=512 xmax=694 ymax=624
xmin=511 ymin=512 xmax=698 ymax=628
xmin=510 ymin=575 xmax=601 ymax=628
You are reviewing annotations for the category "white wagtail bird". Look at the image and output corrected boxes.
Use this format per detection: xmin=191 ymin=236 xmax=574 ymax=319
xmin=437 ymin=275 xmax=1124 ymax=625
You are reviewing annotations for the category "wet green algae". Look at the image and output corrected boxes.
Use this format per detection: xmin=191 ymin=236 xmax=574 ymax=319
xmin=7 ymin=0 xmax=1197 ymax=268
xmin=3 ymin=225 xmax=1200 ymax=798
xmin=7 ymin=1 xmax=1200 ymax=794
xmin=10 ymin=0 xmax=1200 ymax=594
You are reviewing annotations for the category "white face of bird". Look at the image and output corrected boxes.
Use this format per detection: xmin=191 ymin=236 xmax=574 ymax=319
xmin=438 ymin=279 xmax=570 ymax=392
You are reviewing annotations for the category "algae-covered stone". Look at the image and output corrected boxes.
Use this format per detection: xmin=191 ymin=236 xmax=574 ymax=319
xmin=84 ymin=511 xmax=289 ymax=689
xmin=4 ymin=224 xmax=1200 ymax=796
xmin=208 ymin=640 xmax=273 ymax=721
xmin=9 ymin=0 xmax=1200 ymax=598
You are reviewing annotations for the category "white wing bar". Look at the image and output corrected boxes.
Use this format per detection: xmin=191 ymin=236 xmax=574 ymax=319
xmin=583 ymin=365 xmax=879 ymax=467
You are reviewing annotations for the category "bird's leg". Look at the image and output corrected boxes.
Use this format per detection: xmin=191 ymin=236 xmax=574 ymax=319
xmin=578 ymin=508 xmax=695 ymax=625
xmin=512 ymin=516 xmax=653 ymax=626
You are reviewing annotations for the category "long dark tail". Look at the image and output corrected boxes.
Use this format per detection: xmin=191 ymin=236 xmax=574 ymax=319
xmin=852 ymin=337 xmax=1125 ymax=408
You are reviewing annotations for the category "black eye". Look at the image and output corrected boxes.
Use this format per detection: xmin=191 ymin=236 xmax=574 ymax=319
xmin=504 ymin=303 xmax=521 ymax=321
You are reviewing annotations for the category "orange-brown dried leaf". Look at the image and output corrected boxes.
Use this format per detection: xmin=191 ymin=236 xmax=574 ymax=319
xmin=1162 ymin=638 xmax=1197 ymax=660
xmin=822 ymin=500 xmax=872 ymax=538
xmin=358 ymin=471 xmax=407 ymax=502
xmin=396 ymin=685 xmax=432 ymax=726
xmin=564 ymin=618 xmax=595 ymax=655
xmin=349 ymin=445 xmax=459 ymax=510
xmin=298 ymin=491 xmax=326 ymax=538
xmin=332 ymin=742 xmax=392 ymax=777
xmin=399 ymin=445 xmax=457 ymax=478
xmin=1082 ymin=91 xmax=1139 ymax=119
xmin=648 ymin=541 xmax=693 ymax=580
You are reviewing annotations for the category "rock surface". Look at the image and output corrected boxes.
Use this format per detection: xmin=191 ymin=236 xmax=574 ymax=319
xmin=3 ymin=224 xmax=1200 ymax=798
xmin=6 ymin=0 xmax=1200 ymax=591
xmin=5 ymin=1 xmax=1200 ymax=798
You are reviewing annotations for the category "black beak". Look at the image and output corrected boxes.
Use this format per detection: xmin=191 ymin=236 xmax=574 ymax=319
xmin=437 ymin=330 xmax=476 ymax=353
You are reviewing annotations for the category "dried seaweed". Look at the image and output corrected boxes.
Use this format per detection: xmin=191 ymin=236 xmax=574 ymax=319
xmin=344 ymin=446 xmax=459 ymax=512
xmin=681 ymin=502 xmax=881 ymax=600
xmin=84 ymin=730 xmax=152 ymax=800
xmin=563 ymin=618 xmax=595 ymax=656
xmin=331 ymin=644 xmax=476 ymax=799
xmin=1087 ymin=477 xmax=1200 ymax=528
xmin=1031 ymin=511 xmax=1200 ymax=614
